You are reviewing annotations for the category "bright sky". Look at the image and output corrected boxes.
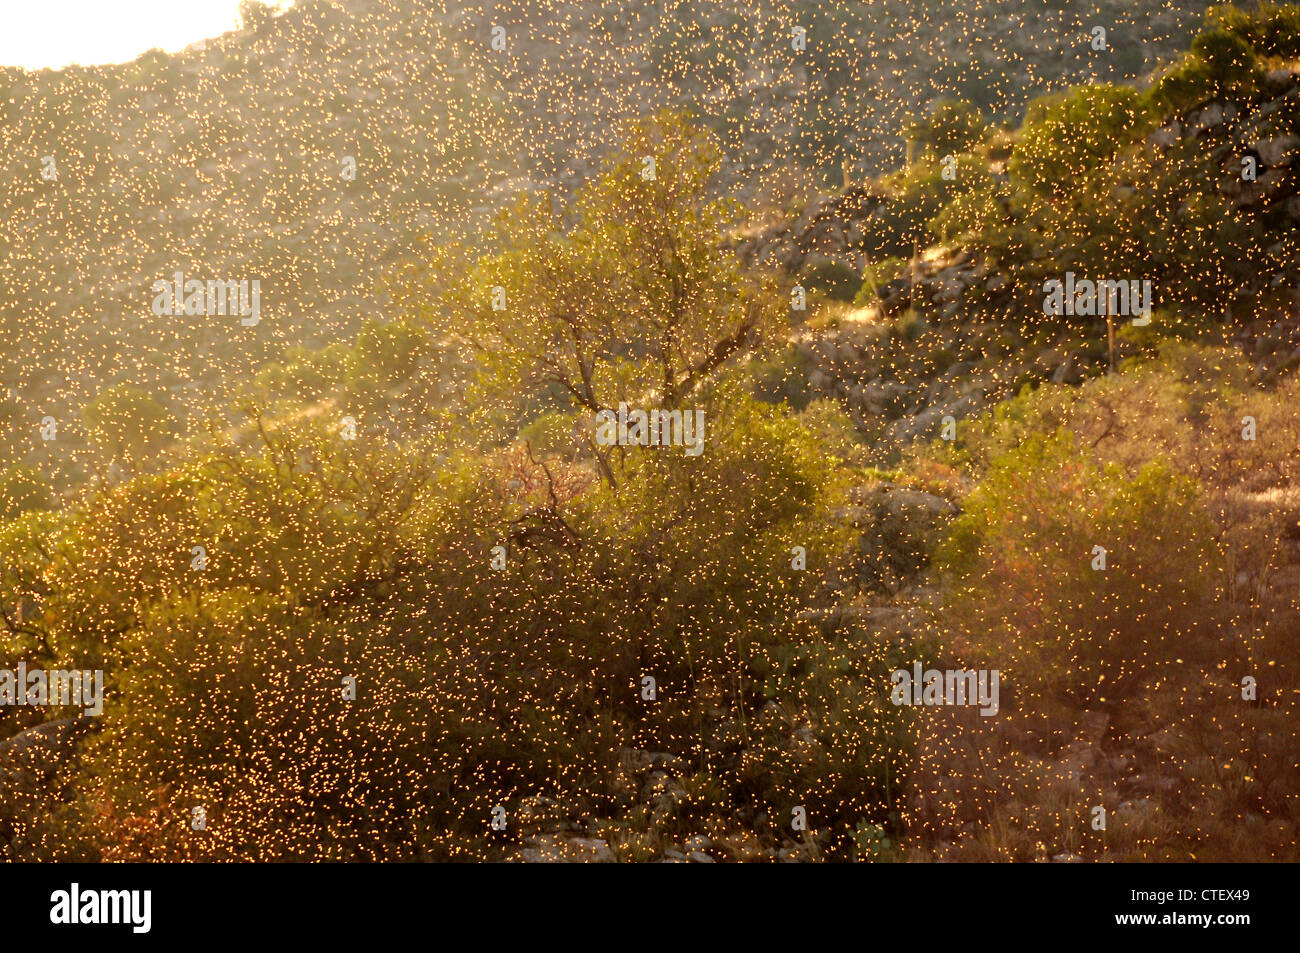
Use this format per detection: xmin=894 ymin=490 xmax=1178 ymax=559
xmin=0 ymin=0 xmax=293 ymax=71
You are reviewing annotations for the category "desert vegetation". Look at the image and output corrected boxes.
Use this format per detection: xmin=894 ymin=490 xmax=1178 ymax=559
xmin=0 ymin=1 xmax=1296 ymax=862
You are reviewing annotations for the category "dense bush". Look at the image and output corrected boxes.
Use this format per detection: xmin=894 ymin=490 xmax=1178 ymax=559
xmin=1210 ymin=1 xmax=1300 ymax=57
xmin=0 ymin=384 xmax=918 ymax=860
xmin=800 ymin=260 xmax=862 ymax=303
xmin=939 ymin=430 xmax=1221 ymax=709
xmin=903 ymin=98 xmax=988 ymax=157
xmin=904 ymin=344 xmax=1300 ymax=860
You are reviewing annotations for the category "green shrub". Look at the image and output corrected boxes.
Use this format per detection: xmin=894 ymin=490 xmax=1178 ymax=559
xmin=1145 ymin=27 xmax=1262 ymax=114
xmin=903 ymin=98 xmax=988 ymax=157
xmin=938 ymin=430 xmax=1222 ymax=710
xmin=800 ymin=260 xmax=862 ymax=303
xmin=853 ymin=257 xmax=907 ymax=306
xmin=35 ymin=390 xmax=917 ymax=859
xmin=796 ymin=398 xmax=873 ymax=466
xmin=82 ymin=384 xmax=177 ymax=465
xmin=861 ymin=176 xmax=946 ymax=259
xmin=1210 ymin=2 xmax=1300 ymax=58
xmin=1010 ymin=85 xmax=1148 ymax=199
xmin=751 ymin=345 xmax=814 ymax=410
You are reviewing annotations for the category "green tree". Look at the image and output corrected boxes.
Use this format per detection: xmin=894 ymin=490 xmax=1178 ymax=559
xmin=1146 ymin=28 xmax=1262 ymax=114
xmin=421 ymin=111 xmax=786 ymax=462
xmin=343 ymin=318 xmax=430 ymax=413
xmin=1010 ymin=85 xmax=1147 ymax=200
xmin=1209 ymin=2 xmax=1300 ymax=59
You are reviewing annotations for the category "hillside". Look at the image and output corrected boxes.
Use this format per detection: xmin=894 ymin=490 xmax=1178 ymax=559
xmin=0 ymin=0 xmax=1213 ymax=473
xmin=0 ymin=1 xmax=1296 ymax=865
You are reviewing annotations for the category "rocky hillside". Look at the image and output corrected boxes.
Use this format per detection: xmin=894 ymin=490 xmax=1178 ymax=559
xmin=0 ymin=0 xmax=1213 ymax=451
xmin=741 ymin=57 xmax=1300 ymax=454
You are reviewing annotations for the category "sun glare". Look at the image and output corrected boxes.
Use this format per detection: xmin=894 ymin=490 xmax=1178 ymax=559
xmin=0 ymin=0 xmax=293 ymax=71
